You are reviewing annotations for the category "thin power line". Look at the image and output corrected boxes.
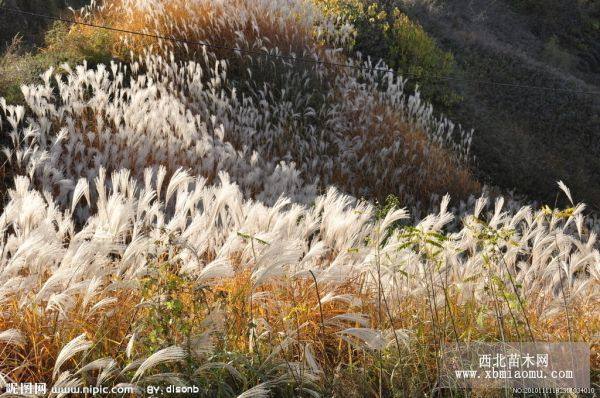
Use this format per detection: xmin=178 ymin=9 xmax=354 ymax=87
xmin=1 ymin=5 xmax=600 ymax=96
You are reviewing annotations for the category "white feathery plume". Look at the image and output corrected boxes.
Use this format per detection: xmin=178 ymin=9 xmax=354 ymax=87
xmin=299 ymin=241 xmax=328 ymax=266
xmin=132 ymin=345 xmax=187 ymax=381
xmin=53 ymin=334 xmax=93 ymax=379
xmin=575 ymin=213 xmax=584 ymax=237
xmin=326 ymin=313 xmax=370 ymax=327
xmin=77 ymin=357 xmax=115 ymax=374
xmin=303 ymin=343 xmax=323 ymax=375
xmin=165 ymin=168 xmax=193 ymax=204
xmin=97 ymin=358 xmax=119 ymax=387
xmin=189 ymin=332 xmax=214 ymax=359
xmin=197 ymin=257 xmax=234 ymax=281
xmin=379 ymin=207 xmax=409 ymax=233
xmin=0 ymin=329 xmax=26 ymax=347
xmin=557 ymin=180 xmax=573 ymax=205
xmin=473 ymin=196 xmax=488 ymax=219
xmin=251 ymin=239 xmax=304 ymax=285
xmin=156 ymin=165 xmax=168 ymax=201
xmin=338 ymin=328 xmax=386 ymax=350
xmin=71 ymin=178 xmax=90 ymax=213
xmin=0 ymin=371 xmax=9 ymax=388
xmin=120 ymin=358 xmax=144 ymax=376
xmin=126 ymin=332 xmax=137 ymax=359
xmin=236 ymin=382 xmax=272 ymax=398
xmin=82 ymin=277 xmax=103 ymax=309
xmin=87 ymin=297 xmax=118 ymax=316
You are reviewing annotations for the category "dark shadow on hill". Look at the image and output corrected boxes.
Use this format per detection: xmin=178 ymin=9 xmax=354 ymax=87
xmin=396 ymin=0 xmax=600 ymax=209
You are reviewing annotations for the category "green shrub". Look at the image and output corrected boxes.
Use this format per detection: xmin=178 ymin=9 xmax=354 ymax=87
xmin=0 ymin=0 xmax=90 ymax=50
xmin=44 ymin=21 xmax=114 ymax=65
xmin=384 ymin=8 xmax=458 ymax=107
xmin=0 ymin=21 xmax=113 ymax=104
xmin=318 ymin=0 xmax=459 ymax=109
xmin=0 ymin=37 xmax=53 ymax=105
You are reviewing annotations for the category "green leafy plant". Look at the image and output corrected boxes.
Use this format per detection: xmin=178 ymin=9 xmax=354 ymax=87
xmin=0 ymin=21 xmax=113 ymax=104
xmin=318 ymin=0 xmax=459 ymax=109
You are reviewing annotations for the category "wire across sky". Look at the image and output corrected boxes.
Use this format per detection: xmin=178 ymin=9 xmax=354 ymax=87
xmin=1 ymin=5 xmax=599 ymax=96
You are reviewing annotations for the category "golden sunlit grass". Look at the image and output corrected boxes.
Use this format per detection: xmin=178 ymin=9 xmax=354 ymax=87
xmin=2 ymin=259 xmax=596 ymax=394
xmin=329 ymin=95 xmax=480 ymax=203
xmin=71 ymin=0 xmax=321 ymax=62
xmin=0 ymin=289 xmax=139 ymax=383
xmin=51 ymin=3 xmax=480 ymax=205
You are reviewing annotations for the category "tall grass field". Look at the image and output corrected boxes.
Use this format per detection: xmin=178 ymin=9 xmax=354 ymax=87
xmin=0 ymin=0 xmax=598 ymax=396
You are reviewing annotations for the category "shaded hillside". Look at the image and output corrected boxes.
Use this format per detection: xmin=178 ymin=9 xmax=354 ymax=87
xmin=393 ymin=0 xmax=600 ymax=208
xmin=0 ymin=0 xmax=89 ymax=50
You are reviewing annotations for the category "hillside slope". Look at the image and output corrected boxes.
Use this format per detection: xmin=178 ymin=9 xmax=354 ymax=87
xmin=0 ymin=1 xmax=598 ymax=396
xmin=394 ymin=0 xmax=600 ymax=208
xmin=0 ymin=0 xmax=89 ymax=50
